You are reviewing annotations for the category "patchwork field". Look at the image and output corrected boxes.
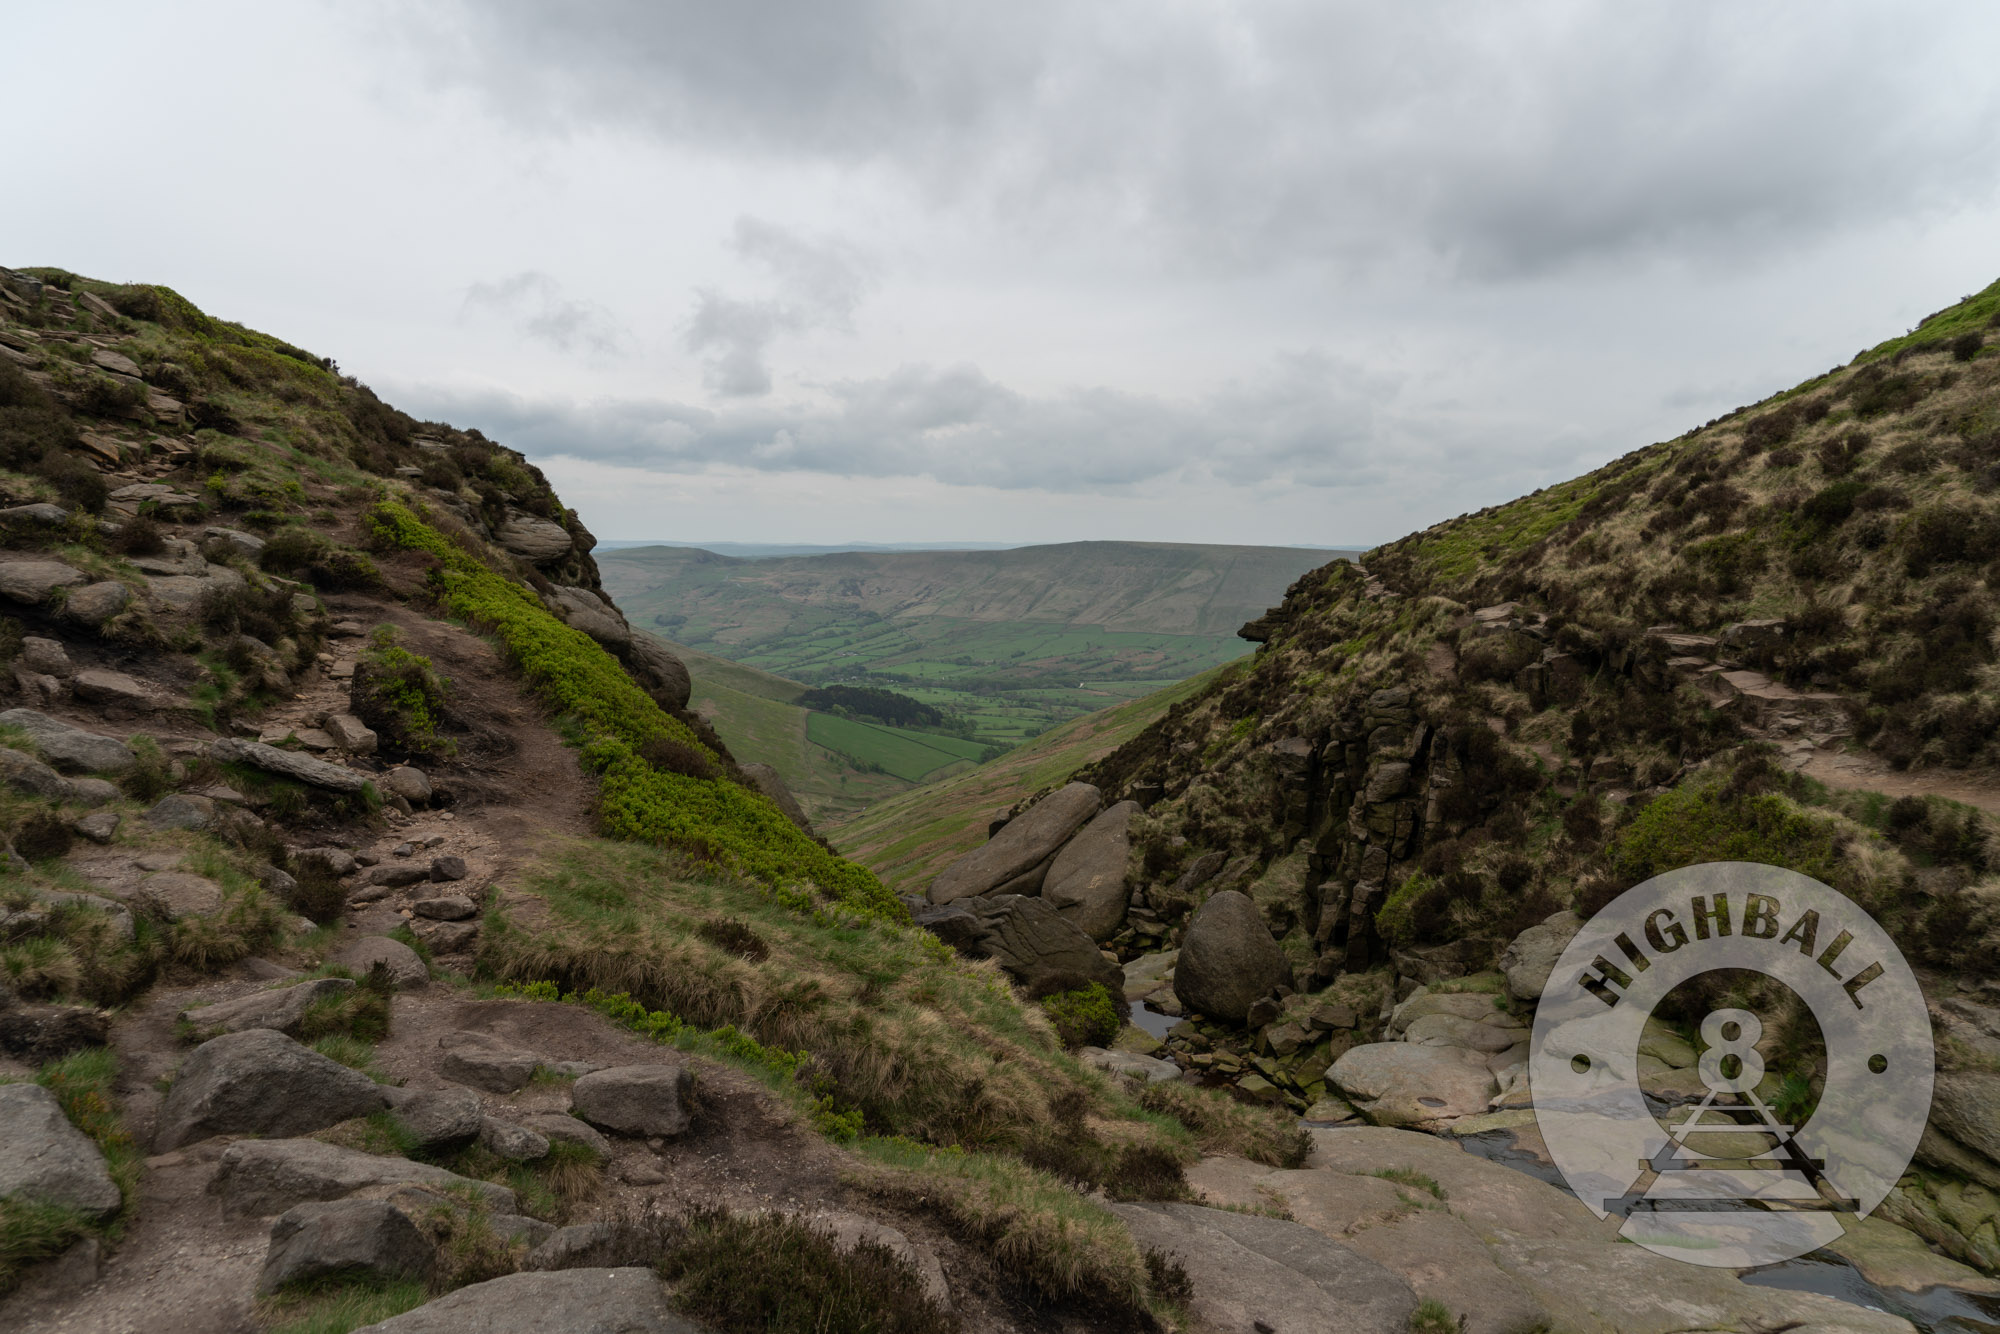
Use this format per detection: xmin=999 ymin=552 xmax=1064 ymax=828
xmin=601 ymin=540 xmax=1347 ymax=748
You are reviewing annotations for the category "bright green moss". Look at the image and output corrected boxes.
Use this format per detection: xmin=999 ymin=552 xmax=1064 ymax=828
xmin=1609 ymin=781 xmax=1846 ymax=887
xmin=367 ymin=501 xmax=901 ymax=920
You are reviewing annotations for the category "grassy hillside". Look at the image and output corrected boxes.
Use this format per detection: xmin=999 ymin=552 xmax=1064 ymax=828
xmin=598 ymin=540 xmax=1345 ymax=745
xmin=669 ymin=637 xmax=988 ymax=822
xmin=833 ymin=662 xmax=1238 ymax=895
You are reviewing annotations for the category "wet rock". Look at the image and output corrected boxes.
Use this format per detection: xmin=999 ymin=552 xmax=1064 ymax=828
xmin=383 ymin=766 xmax=432 ymax=804
xmin=1497 ymin=911 xmax=1582 ymax=1002
xmin=1042 ymin=799 xmax=1137 ymax=942
xmin=330 ymin=936 xmax=429 ymax=990
xmin=213 ymin=1138 xmax=516 ymax=1218
xmin=0 ymin=1084 xmax=122 ymax=1221
xmin=414 ymin=894 xmax=476 ymax=920
xmin=393 ymin=1087 xmax=485 ymax=1148
xmin=63 ymin=581 xmax=133 ymax=627
xmin=1173 ymin=890 xmax=1294 ymax=1023
xmin=429 ymin=855 xmax=468 ymax=883
xmin=138 ymin=872 xmax=226 ymax=921
xmin=348 ymin=1268 xmax=681 ymax=1333
xmin=740 ymin=761 xmax=812 ymax=832
xmin=0 ymin=559 xmax=85 ymax=605
xmin=928 ymin=782 xmax=1102 ymax=904
xmin=0 ymin=746 xmax=73 ymax=800
xmin=439 ymin=1030 xmax=542 ymax=1093
xmin=143 ymin=792 xmax=216 ymax=831
xmin=572 ymin=1064 xmax=695 ymax=1137
xmin=478 ymin=1117 xmax=551 ymax=1162
xmin=1327 ymin=1044 xmax=1497 ymax=1126
xmin=209 ymin=737 xmax=369 ymax=793
xmin=179 ymin=977 xmax=359 ymax=1039
xmin=0 ymin=1002 xmax=111 ymax=1062
xmin=154 ymin=1028 xmax=388 ymax=1150
xmin=323 ymin=713 xmax=377 ymax=753
xmin=957 ymin=894 xmax=1123 ymax=994
xmin=257 ymin=1197 xmax=435 ymax=1295
xmin=1114 ymin=1201 xmax=1416 ymax=1334
xmin=71 ymin=667 xmax=151 ymax=710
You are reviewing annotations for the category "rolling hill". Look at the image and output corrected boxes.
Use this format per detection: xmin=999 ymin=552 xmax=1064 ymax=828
xmin=599 ymin=540 xmax=1349 ymax=748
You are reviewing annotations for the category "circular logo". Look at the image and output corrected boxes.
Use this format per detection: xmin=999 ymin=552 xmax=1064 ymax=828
xmin=1530 ymin=861 xmax=1932 ymax=1267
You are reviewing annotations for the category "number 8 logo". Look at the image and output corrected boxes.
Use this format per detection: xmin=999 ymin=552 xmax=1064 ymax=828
xmin=1697 ymin=1008 xmax=1764 ymax=1094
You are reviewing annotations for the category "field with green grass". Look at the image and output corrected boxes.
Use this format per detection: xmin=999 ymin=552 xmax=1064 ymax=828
xmin=831 ymin=662 xmax=1239 ymax=895
xmin=600 ymin=540 xmax=1346 ymax=754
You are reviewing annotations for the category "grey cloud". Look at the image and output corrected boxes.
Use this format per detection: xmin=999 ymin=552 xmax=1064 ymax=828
xmin=407 ymin=2 xmax=2000 ymax=277
xmin=395 ymin=352 xmax=1393 ymax=493
xmin=463 ymin=271 xmax=626 ymax=355
xmin=683 ymin=218 xmax=876 ymax=396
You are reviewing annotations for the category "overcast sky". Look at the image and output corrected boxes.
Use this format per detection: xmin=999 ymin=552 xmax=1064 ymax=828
xmin=11 ymin=3 xmax=2000 ymax=548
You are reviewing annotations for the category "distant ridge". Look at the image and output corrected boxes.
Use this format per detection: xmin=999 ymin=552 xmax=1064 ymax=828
xmin=598 ymin=538 xmax=1361 ymax=560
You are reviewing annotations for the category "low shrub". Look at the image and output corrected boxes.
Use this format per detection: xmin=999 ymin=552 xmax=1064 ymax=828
xmin=659 ymin=1205 xmax=956 ymax=1334
xmin=1038 ymin=983 xmax=1120 ymax=1049
xmin=351 ymin=627 xmax=450 ymax=755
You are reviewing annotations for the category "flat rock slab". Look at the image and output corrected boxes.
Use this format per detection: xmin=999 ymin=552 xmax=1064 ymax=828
xmin=0 ymin=708 xmax=136 ymax=773
xmin=929 ymin=781 xmax=1101 ymax=904
xmin=180 ymin=977 xmax=358 ymax=1039
xmin=214 ymin=1137 xmax=517 ymax=1219
xmin=71 ymin=667 xmax=151 ymax=709
xmin=572 ymin=1064 xmax=695 ymax=1137
xmin=414 ymin=895 xmax=475 ymax=920
xmin=439 ymin=1030 xmax=542 ymax=1093
xmin=1114 ymin=1201 xmax=1417 ymax=1334
xmin=1328 ymin=1043 xmax=1497 ymax=1126
xmin=144 ymin=793 xmax=216 ymax=830
xmin=1078 ymin=1046 xmax=1181 ymax=1083
xmin=209 ymin=736 xmax=370 ymax=793
xmin=0 ymin=1083 xmax=122 ymax=1221
xmin=155 ymin=1028 xmax=387 ymax=1149
xmin=393 ymin=1087 xmax=485 ymax=1148
xmin=0 ymin=560 xmax=85 ymax=605
xmin=351 ymin=1268 xmax=697 ymax=1333
xmin=1305 ymin=1127 xmax=1602 ymax=1245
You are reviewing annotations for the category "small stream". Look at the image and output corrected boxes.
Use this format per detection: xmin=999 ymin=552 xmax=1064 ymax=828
xmin=1129 ymin=999 xmax=1179 ymax=1040
xmin=1448 ymin=1130 xmax=2000 ymax=1334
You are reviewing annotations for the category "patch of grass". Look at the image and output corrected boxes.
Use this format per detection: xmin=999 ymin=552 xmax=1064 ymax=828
xmin=260 ymin=1274 xmax=429 ymax=1334
xmin=1134 ymin=1080 xmax=1312 ymax=1168
xmin=481 ymin=838 xmax=1123 ymax=1150
xmin=0 ymin=1198 xmax=97 ymax=1297
xmin=1371 ymin=1167 xmax=1446 ymax=1200
xmin=660 ymin=1204 xmax=957 ymax=1334
xmin=309 ymin=1034 xmax=389 ymax=1081
xmin=853 ymin=1138 xmax=1153 ymax=1316
xmin=1409 ymin=1298 xmax=1467 ymax=1334
xmin=351 ymin=625 xmax=448 ymax=754
xmin=366 ymin=501 xmax=899 ymax=920
xmin=294 ymin=972 xmax=394 ymax=1044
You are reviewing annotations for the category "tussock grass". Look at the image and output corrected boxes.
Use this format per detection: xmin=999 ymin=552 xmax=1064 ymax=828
xmin=1134 ymin=1080 xmax=1312 ymax=1168
xmin=259 ymin=1275 xmax=428 ymax=1334
xmin=482 ymin=838 xmax=1123 ymax=1148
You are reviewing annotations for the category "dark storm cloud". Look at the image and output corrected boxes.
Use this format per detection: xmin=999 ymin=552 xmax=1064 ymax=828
xmin=401 ymin=351 xmax=1392 ymax=492
xmin=415 ymin=1 xmax=2000 ymax=277
xmin=462 ymin=272 xmax=627 ymax=355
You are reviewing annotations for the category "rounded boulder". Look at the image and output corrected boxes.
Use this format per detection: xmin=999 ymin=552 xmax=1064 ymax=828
xmin=1172 ymin=890 xmax=1293 ymax=1024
